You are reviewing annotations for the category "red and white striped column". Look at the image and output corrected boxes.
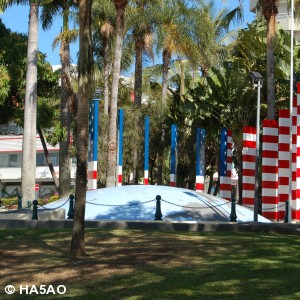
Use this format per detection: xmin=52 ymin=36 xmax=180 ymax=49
xmin=261 ymin=120 xmax=278 ymax=220
xmin=242 ymin=127 xmax=256 ymax=208
xmin=291 ymin=97 xmax=297 ymax=219
xmin=219 ymin=129 xmax=232 ymax=200
xmin=88 ymin=162 xmax=97 ymax=190
xmin=295 ymin=85 xmax=300 ymax=219
xmin=278 ymin=109 xmax=290 ymax=220
xmin=117 ymin=166 xmax=122 ymax=187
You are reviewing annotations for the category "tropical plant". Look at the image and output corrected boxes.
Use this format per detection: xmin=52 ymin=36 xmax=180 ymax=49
xmin=92 ymin=0 xmax=115 ymax=115
xmin=0 ymin=0 xmax=39 ymax=206
xmin=41 ymin=0 xmax=78 ymax=198
xmin=0 ymin=65 xmax=10 ymax=104
xmin=256 ymin=0 xmax=278 ymax=120
xmin=0 ymin=19 xmax=27 ymax=123
xmin=70 ymin=0 xmax=94 ymax=258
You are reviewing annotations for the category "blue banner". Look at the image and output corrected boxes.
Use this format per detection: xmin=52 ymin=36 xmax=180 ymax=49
xmin=196 ymin=128 xmax=206 ymax=176
xmin=170 ymin=124 xmax=177 ymax=174
xmin=220 ymin=128 xmax=228 ymax=177
xmin=88 ymin=99 xmax=99 ymax=162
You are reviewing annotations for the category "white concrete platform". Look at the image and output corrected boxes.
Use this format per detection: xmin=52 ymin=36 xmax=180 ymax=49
xmin=44 ymin=185 xmax=271 ymax=223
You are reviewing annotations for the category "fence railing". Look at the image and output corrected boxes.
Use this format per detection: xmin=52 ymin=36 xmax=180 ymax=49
xmin=1 ymin=193 xmax=289 ymax=223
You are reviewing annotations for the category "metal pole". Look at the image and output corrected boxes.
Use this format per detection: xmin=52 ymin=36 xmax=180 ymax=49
xmin=254 ymin=79 xmax=262 ymax=222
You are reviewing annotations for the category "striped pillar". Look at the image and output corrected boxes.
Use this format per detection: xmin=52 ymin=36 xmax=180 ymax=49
xmin=242 ymin=126 xmax=256 ymax=207
xmin=261 ymin=120 xmax=278 ymax=220
xmin=117 ymin=109 xmax=124 ymax=186
xmin=144 ymin=116 xmax=150 ymax=185
xmin=195 ymin=128 xmax=206 ymax=192
xmin=292 ymin=97 xmax=297 ymax=218
xmin=88 ymin=99 xmax=99 ymax=190
xmin=219 ymin=128 xmax=232 ymax=200
xmin=278 ymin=109 xmax=290 ymax=220
xmin=296 ymin=84 xmax=300 ymax=219
xmin=170 ymin=124 xmax=177 ymax=187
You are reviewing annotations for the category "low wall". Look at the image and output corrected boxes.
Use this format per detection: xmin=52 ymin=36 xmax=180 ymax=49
xmin=0 ymin=209 xmax=65 ymax=220
xmin=0 ymin=219 xmax=299 ymax=236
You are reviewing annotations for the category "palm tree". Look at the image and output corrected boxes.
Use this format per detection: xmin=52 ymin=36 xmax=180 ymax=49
xmin=153 ymin=0 xmax=186 ymax=107
xmin=189 ymin=1 xmax=239 ymax=73
xmin=92 ymin=0 xmax=115 ymax=116
xmin=106 ymin=0 xmax=128 ymax=187
xmin=125 ymin=0 xmax=156 ymax=184
xmin=70 ymin=0 xmax=93 ymax=258
xmin=41 ymin=0 xmax=78 ymax=198
xmin=240 ymin=0 xmax=279 ymax=119
xmin=0 ymin=0 xmax=39 ymax=207
xmin=259 ymin=0 xmax=278 ymax=120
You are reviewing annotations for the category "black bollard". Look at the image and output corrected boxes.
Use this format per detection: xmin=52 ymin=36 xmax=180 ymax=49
xmin=17 ymin=193 xmax=22 ymax=209
xmin=32 ymin=200 xmax=39 ymax=220
xmin=154 ymin=195 xmax=163 ymax=221
xmin=229 ymin=196 xmax=237 ymax=222
xmin=67 ymin=194 xmax=75 ymax=219
xmin=284 ymin=200 xmax=289 ymax=223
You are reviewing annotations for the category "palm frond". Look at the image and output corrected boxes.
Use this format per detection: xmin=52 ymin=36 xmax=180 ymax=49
xmin=52 ymin=29 xmax=78 ymax=49
xmin=0 ymin=0 xmax=29 ymax=12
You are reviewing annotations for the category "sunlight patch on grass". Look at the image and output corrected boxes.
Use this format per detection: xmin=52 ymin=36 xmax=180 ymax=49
xmin=0 ymin=229 xmax=300 ymax=299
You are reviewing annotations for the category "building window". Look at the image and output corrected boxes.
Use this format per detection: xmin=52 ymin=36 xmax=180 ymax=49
xmin=0 ymin=154 xmax=20 ymax=168
xmin=36 ymin=153 xmax=45 ymax=166
xmin=49 ymin=152 xmax=59 ymax=166
xmin=0 ymin=154 xmax=9 ymax=168
xmin=36 ymin=152 xmax=59 ymax=167
xmin=9 ymin=154 xmax=18 ymax=167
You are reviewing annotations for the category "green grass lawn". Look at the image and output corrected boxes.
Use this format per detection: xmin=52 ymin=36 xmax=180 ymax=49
xmin=0 ymin=228 xmax=299 ymax=299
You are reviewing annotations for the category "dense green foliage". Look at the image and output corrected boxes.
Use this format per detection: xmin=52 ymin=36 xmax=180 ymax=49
xmin=0 ymin=19 xmax=59 ymax=127
xmin=1 ymin=2 xmax=300 ymax=192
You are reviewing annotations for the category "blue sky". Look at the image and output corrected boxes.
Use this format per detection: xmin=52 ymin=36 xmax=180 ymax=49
xmin=0 ymin=1 xmax=255 ymax=66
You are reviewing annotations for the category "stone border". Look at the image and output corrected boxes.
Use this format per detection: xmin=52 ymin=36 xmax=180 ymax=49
xmin=0 ymin=219 xmax=300 ymax=236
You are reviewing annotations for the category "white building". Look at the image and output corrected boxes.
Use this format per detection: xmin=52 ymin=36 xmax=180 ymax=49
xmin=0 ymin=123 xmax=76 ymax=198
xmin=250 ymin=0 xmax=300 ymax=40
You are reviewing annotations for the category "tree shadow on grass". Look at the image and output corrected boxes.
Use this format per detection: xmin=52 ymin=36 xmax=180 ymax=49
xmin=0 ymin=230 xmax=300 ymax=299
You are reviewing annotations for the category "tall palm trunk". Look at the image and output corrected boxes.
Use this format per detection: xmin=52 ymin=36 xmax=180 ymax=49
xmin=262 ymin=0 xmax=278 ymax=120
xmin=59 ymin=7 xmax=73 ymax=198
xmin=21 ymin=2 xmax=39 ymax=207
xmin=71 ymin=0 xmax=93 ymax=258
xmin=134 ymin=41 xmax=143 ymax=106
xmin=103 ymin=35 xmax=110 ymax=115
xmin=162 ymin=48 xmax=171 ymax=107
xmin=157 ymin=48 xmax=171 ymax=185
xmin=106 ymin=0 xmax=128 ymax=187
xmin=132 ymin=40 xmax=143 ymax=184
xmin=266 ymin=14 xmax=276 ymax=120
xmin=37 ymin=125 xmax=59 ymax=190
